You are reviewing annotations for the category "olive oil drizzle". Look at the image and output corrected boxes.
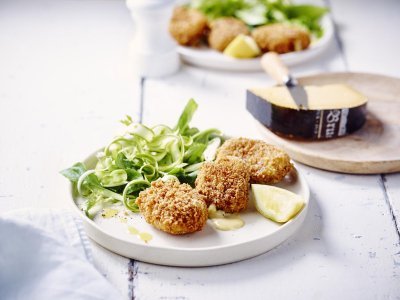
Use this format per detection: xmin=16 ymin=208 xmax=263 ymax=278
xmin=208 ymin=205 xmax=245 ymax=231
xmin=128 ymin=226 xmax=153 ymax=243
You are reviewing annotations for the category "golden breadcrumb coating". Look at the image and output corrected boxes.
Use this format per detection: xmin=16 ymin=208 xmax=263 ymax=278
xmin=169 ymin=6 xmax=208 ymax=46
xmin=136 ymin=179 xmax=208 ymax=235
xmin=252 ymin=23 xmax=311 ymax=54
xmin=195 ymin=157 xmax=250 ymax=213
xmin=216 ymin=138 xmax=292 ymax=184
xmin=208 ymin=17 xmax=250 ymax=52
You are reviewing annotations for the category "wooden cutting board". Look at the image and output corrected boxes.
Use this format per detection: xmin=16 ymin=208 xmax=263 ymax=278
xmin=256 ymin=72 xmax=400 ymax=174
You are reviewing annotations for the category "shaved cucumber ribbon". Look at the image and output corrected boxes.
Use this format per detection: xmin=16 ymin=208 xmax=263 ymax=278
xmin=77 ymin=170 xmax=97 ymax=195
xmin=122 ymin=179 xmax=151 ymax=212
xmin=66 ymin=99 xmax=223 ymax=216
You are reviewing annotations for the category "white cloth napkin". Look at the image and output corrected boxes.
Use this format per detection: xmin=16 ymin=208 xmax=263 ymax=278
xmin=0 ymin=209 xmax=122 ymax=300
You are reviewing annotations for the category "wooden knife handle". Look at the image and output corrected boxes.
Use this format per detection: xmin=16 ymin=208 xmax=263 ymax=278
xmin=261 ymin=52 xmax=290 ymax=85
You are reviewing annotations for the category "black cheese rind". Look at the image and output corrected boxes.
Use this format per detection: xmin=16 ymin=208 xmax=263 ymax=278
xmin=246 ymin=90 xmax=367 ymax=140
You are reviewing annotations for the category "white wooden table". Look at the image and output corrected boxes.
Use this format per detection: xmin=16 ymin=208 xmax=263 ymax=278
xmin=1 ymin=0 xmax=400 ymax=299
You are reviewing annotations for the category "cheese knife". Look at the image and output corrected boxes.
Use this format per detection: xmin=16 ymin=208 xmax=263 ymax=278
xmin=261 ymin=52 xmax=308 ymax=110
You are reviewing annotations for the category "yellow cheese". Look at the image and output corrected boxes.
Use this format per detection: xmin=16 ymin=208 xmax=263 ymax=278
xmin=250 ymin=84 xmax=367 ymax=110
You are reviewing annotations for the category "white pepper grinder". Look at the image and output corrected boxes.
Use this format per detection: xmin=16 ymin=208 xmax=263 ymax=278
xmin=126 ymin=0 xmax=180 ymax=77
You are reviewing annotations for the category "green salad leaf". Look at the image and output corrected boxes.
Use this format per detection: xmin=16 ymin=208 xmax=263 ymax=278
xmin=285 ymin=4 xmax=328 ymax=20
xmin=190 ymin=0 xmax=250 ymax=20
xmin=189 ymin=0 xmax=328 ymax=37
xmin=284 ymin=5 xmax=328 ymax=38
xmin=61 ymin=99 xmax=223 ymax=219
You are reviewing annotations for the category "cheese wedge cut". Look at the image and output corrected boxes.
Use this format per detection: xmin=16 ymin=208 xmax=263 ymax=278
xmin=246 ymin=84 xmax=368 ymax=140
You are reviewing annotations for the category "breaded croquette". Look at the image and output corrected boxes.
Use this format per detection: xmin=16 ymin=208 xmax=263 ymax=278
xmin=169 ymin=6 xmax=208 ymax=46
xmin=208 ymin=17 xmax=250 ymax=52
xmin=252 ymin=24 xmax=311 ymax=54
xmin=195 ymin=157 xmax=250 ymax=213
xmin=216 ymin=138 xmax=292 ymax=184
xmin=136 ymin=179 xmax=208 ymax=235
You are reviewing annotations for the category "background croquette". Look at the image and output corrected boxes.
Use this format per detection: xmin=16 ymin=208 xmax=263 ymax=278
xmin=208 ymin=17 xmax=250 ymax=52
xmin=252 ymin=23 xmax=311 ymax=54
xmin=216 ymin=138 xmax=292 ymax=184
xmin=169 ymin=6 xmax=208 ymax=46
xmin=195 ymin=157 xmax=250 ymax=213
xmin=136 ymin=179 xmax=208 ymax=235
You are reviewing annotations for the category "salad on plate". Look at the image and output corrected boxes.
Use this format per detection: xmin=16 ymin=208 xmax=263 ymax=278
xmin=62 ymin=100 xmax=305 ymax=237
xmin=170 ymin=0 xmax=329 ymax=59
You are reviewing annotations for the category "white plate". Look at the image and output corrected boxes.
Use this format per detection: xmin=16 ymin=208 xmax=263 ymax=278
xmin=70 ymin=152 xmax=310 ymax=267
xmin=178 ymin=16 xmax=334 ymax=71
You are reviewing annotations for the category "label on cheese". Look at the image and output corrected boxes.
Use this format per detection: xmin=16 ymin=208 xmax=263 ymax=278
xmin=313 ymin=108 xmax=348 ymax=139
xmin=246 ymin=85 xmax=368 ymax=140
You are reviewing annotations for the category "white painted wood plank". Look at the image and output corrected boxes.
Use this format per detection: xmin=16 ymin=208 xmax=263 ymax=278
xmin=0 ymin=1 xmax=135 ymax=298
xmin=328 ymin=0 xmax=400 ymax=77
xmin=0 ymin=0 xmax=140 ymax=211
xmin=383 ymin=173 xmax=400 ymax=238
xmin=329 ymin=0 xmax=400 ymax=257
xmin=89 ymin=241 xmax=132 ymax=299
xmin=133 ymin=166 xmax=400 ymax=300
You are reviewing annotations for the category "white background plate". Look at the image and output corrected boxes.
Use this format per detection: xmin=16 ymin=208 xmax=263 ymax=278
xmin=71 ymin=152 xmax=310 ymax=267
xmin=178 ymin=16 xmax=333 ymax=71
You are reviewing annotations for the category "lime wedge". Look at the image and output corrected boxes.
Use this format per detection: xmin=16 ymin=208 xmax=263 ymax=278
xmin=252 ymin=184 xmax=305 ymax=223
xmin=223 ymin=34 xmax=261 ymax=59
